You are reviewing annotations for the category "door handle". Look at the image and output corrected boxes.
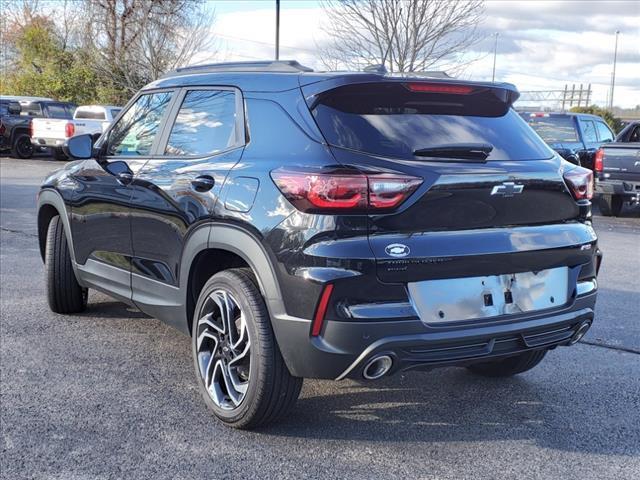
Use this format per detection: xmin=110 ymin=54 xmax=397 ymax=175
xmin=116 ymin=172 xmax=133 ymax=185
xmin=191 ymin=175 xmax=215 ymax=192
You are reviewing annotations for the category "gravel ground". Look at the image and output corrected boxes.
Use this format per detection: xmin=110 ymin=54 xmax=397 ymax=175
xmin=1 ymin=156 xmax=639 ymax=480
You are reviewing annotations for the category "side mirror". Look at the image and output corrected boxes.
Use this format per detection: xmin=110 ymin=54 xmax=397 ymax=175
xmin=63 ymin=134 xmax=93 ymax=160
xmin=7 ymin=102 xmax=21 ymax=115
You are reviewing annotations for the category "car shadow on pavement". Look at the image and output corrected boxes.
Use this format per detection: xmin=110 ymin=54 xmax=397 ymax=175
xmin=81 ymin=295 xmax=150 ymax=320
xmin=265 ymin=363 xmax=639 ymax=457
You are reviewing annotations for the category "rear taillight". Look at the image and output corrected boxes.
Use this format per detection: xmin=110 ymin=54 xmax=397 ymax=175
xmin=28 ymin=119 xmax=33 ymax=138
xmin=65 ymin=122 xmax=75 ymax=138
xmin=594 ymin=148 xmax=604 ymax=173
xmin=563 ymin=166 xmax=594 ymax=200
xmin=0 ymin=120 xmax=5 ymax=136
xmin=271 ymin=170 xmax=422 ymax=213
xmin=405 ymin=83 xmax=474 ymax=95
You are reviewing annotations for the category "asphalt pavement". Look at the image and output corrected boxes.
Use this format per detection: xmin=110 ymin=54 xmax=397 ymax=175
xmin=1 ymin=156 xmax=639 ymax=480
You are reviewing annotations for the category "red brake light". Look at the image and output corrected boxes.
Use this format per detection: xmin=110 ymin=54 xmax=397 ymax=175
xmin=405 ymin=83 xmax=474 ymax=95
xmin=271 ymin=170 xmax=422 ymax=212
xmin=65 ymin=122 xmax=75 ymax=138
xmin=564 ymin=166 xmax=594 ymax=200
xmin=28 ymin=119 xmax=33 ymax=138
xmin=311 ymin=283 xmax=334 ymax=336
xmin=594 ymin=148 xmax=604 ymax=173
xmin=0 ymin=120 xmax=5 ymax=136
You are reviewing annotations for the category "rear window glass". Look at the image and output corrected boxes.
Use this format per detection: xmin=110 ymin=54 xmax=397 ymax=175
xmin=522 ymin=115 xmax=578 ymax=143
xmin=20 ymin=103 xmax=42 ymax=116
xmin=311 ymin=83 xmax=553 ymax=161
xmin=75 ymin=109 xmax=106 ymax=120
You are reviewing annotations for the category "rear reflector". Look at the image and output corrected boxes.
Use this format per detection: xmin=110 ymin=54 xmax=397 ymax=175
xmin=311 ymin=283 xmax=334 ymax=336
xmin=65 ymin=122 xmax=75 ymax=138
xmin=564 ymin=166 xmax=594 ymax=200
xmin=405 ymin=83 xmax=474 ymax=95
xmin=594 ymin=148 xmax=604 ymax=173
xmin=271 ymin=170 xmax=422 ymax=213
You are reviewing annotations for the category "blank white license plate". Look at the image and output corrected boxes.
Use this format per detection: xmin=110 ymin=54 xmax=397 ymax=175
xmin=408 ymin=267 xmax=569 ymax=324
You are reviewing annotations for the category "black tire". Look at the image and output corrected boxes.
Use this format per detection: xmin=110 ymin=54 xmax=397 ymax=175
xmin=11 ymin=133 xmax=34 ymax=159
xmin=598 ymin=194 xmax=623 ymax=217
xmin=192 ymin=268 xmax=302 ymax=429
xmin=467 ymin=350 xmax=547 ymax=377
xmin=53 ymin=147 xmax=68 ymax=161
xmin=45 ymin=216 xmax=88 ymax=313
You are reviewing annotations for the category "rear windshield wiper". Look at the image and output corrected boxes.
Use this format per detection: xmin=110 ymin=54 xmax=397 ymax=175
xmin=413 ymin=143 xmax=493 ymax=161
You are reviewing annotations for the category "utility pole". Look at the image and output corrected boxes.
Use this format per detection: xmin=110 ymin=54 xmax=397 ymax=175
xmin=491 ymin=32 xmax=499 ymax=82
xmin=609 ymin=30 xmax=620 ymax=109
xmin=275 ymin=0 xmax=280 ymax=60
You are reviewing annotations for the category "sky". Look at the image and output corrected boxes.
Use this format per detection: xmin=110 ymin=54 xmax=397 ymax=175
xmin=197 ymin=0 xmax=640 ymax=109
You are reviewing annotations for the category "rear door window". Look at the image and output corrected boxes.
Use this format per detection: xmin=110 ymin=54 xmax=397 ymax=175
xmin=164 ymin=89 xmax=240 ymax=156
xmin=310 ymin=83 xmax=553 ymax=161
xmin=107 ymin=91 xmax=173 ymax=156
xmin=595 ymin=121 xmax=614 ymax=142
xmin=47 ymin=104 xmax=71 ymax=119
xmin=579 ymin=119 xmax=598 ymax=143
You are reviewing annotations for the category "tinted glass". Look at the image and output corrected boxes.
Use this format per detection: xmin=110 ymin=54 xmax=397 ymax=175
xmin=48 ymin=104 xmax=71 ymax=119
xmin=165 ymin=90 xmax=238 ymax=156
xmin=595 ymin=121 xmax=614 ymax=142
xmin=110 ymin=109 xmax=121 ymax=119
xmin=630 ymin=126 xmax=640 ymax=143
xmin=580 ymin=120 xmax=597 ymax=142
xmin=0 ymin=101 xmax=8 ymax=116
xmin=108 ymin=92 xmax=172 ymax=156
xmin=75 ymin=109 xmax=106 ymax=120
xmin=20 ymin=103 xmax=42 ymax=116
xmin=312 ymin=84 xmax=552 ymax=161
xmin=522 ymin=115 xmax=578 ymax=143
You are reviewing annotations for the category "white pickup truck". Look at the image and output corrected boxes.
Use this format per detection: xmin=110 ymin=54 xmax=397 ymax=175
xmin=31 ymin=105 xmax=122 ymax=159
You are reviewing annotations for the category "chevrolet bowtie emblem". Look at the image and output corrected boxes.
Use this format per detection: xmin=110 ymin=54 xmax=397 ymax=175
xmin=491 ymin=182 xmax=524 ymax=197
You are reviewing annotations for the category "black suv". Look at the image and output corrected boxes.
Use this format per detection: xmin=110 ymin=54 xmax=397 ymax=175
xmin=37 ymin=61 xmax=601 ymax=429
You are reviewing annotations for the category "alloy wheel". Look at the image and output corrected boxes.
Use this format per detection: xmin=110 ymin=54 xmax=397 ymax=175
xmin=195 ymin=289 xmax=251 ymax=410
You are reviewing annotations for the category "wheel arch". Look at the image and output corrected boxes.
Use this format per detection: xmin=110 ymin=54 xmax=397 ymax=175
xmin=37 ymin=190 xmax=75 ymax=264
xmin=180 ymin=223 xmax=286 ymax=336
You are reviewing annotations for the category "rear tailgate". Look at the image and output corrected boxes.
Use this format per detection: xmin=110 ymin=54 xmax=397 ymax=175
xmin=31 ymin=117 xmax=67 ymax=140
xmin=309 ymin=80 xmax=596 ymax=286
xmin=73 ymin=119 xmax=106 ymax=136
xmin=600 ymin=143 xmax=640 ymax=181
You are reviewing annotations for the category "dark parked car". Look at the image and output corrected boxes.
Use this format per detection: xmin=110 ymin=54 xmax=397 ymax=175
xmin=0 ymin=96 xmax=76 ymax=158
xmin=520 ymin=112 xmax=615 ymax=169
xmin=594 ymin=120 xmax=640 ymax=216
xmin=37 ymin=61 xmax=601 ymax=429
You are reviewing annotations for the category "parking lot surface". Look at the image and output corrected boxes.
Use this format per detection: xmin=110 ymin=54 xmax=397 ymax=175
xmin=1 ymin=156 xmax=639 ymax=479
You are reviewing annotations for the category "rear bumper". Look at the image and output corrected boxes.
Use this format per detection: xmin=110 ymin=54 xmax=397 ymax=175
xmin=596 ymin=179 xmax=640 ymax=199
xmin=274 ymin=287 xmax=597 ymax=380
xmin=32 ymin=137 xmax=65 ymax=148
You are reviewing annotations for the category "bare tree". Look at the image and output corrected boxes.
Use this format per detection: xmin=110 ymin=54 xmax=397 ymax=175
xmin=82 ymin=0 xmax=216 ymax=100
xmin=319 ymin=0 xmax=484 ymax=73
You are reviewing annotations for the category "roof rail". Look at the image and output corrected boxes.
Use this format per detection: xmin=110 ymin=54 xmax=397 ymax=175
xmin=164 ymin=60 xmax=314 ymax=77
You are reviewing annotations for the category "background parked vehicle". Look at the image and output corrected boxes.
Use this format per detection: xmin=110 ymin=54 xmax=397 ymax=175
xmin=0 ymin=96 xmax=76 ymax=159
xmin=520 ymin=112 xmax=615 ymax=170
xmin=31 ymin=105 xmax=122 ymax=160
xmin=595 ymin=120 xmax=640 ymax=216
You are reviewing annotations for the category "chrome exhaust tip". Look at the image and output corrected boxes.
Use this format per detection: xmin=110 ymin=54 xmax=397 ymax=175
xmin=569 ymin=321 xmax=592 ymax=345
xmin=362 ymin=355 xmax=393 ymax=380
